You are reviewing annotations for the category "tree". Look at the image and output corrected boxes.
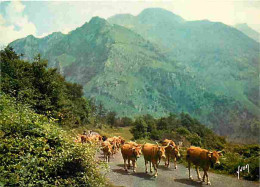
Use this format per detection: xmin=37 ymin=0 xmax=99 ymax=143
xmin=107 ymin=111 xmax=117 ymax=127
xmin=130 ymin=118 xmax=148 ymax=139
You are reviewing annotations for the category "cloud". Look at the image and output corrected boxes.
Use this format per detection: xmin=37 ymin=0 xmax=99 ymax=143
xmin=0 ymin=1 xmax=37 ymax=47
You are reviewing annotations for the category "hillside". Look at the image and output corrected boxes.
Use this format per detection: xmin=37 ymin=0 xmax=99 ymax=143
xmin=9 ymin=11 xmax=260 ymax=142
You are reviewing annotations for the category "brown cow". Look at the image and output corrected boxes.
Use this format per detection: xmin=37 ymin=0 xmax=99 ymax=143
xmin=125 ymin=141 xmax=141 ymax=147
xmin=142 ymin=142 xmax=168 ymax=177
xmin=161 ymin=139 xmax=181 ymax=169
xmin=101 ymin=141 xmax=113 ymax=162
xmin=113 ymin=136 xmax=125 ymax=151
xmin=186 ymin=146 xmax=222 ymax=185
xmin=121 ymin=144 xmax=142 ymax=172
xmin=107 ymin=137 xmax=117 ymax=156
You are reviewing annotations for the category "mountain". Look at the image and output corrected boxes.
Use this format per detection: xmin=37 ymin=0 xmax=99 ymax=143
xmin=9 ymin=10 xmax=259 ymax=143
xmin=234 ymin=23 xmax=260 ymax=43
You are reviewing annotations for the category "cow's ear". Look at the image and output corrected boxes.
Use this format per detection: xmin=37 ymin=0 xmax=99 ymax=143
xmin=217 ymin=151 xmax=223 ymax=156
xmin=208 ymin=152 xmax=213 ymax=158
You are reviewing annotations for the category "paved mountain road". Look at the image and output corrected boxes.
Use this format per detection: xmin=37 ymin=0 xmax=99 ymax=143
xmin=99 ymin=152 xmax=259 ymax=187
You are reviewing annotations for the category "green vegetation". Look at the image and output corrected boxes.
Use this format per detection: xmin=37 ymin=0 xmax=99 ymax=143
xmin=108 ymin=8 xmax=260 ymax=143
xmin=0 ymin=94 xmax=107 ymax=186
xmin=1 ymin=47 xmax=91 ymax=127
xmin=130 ymin=114 xmax=259 ymax=181
xmin=130 ymin=113 xmax=226 ymax=150
xmin=216 ymin=144 xmax=260 ymax=181
xmin=9 ymin=12 xmax=260 ymax=143
xmin=0 ymin=47 xmax=111 ymax=186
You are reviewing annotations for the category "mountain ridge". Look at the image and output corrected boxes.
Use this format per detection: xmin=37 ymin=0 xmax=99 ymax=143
xmin=9 ymin=8 xmax=260 ymax=143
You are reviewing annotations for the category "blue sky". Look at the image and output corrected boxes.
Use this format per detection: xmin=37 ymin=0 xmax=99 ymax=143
xmin=0 ymin=0 xmax=259 ymax=47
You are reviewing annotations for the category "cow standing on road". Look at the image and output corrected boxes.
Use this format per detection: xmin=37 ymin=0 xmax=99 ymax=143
xmin=186 ymin=146 xmax=222 ymax=185
xmin=121 ymin=143 xmax=142 ymax=173
xmin=161 ymin=139 xmax=181 ymax=169
xmin=142 ymin=142 xmax=168 ymax=177
xmin=102 ymin=141 xmax=113 ymax=163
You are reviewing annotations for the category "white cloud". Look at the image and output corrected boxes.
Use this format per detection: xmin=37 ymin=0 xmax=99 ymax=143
xmin=0 ymin=1 xmax=37 ymax=46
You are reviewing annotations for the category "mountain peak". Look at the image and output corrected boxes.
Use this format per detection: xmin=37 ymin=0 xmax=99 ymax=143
xmin=89 ymin=16 xmax=108 ymax=26
xmin=138 ymin=8 xmax=185 ymax=24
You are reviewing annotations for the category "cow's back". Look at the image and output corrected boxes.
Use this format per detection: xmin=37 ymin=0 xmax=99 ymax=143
xmin=121 ymin=144 xmax=133 ymax=159
xmin=142 ymin=143 xmax=157 ymax=161
xmin=187 ymin=146 xmax=209 ymax=166
xmin=162 ymin=139 xmax=175 ymax=146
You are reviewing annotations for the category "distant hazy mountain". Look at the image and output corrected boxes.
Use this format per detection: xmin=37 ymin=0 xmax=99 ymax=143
xmin=9 ymin=9 xmax=259 ymax=143
xmin=235 ymin=23 xmax=260 ymax=43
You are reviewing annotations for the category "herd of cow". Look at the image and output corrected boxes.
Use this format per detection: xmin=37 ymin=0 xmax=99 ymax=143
xmin=77 ymin=133 xmax=223 ymax=185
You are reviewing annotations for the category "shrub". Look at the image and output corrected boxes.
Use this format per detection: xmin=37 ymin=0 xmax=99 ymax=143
xmin=0 ymin=94 xmax=107 ymax=186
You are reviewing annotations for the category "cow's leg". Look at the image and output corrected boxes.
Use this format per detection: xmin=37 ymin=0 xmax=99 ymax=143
xmin=108 ymin=154 xmax=110 ymax=162
xmin=124 ymin=158 xmax=127 ymax=171
xmin=150 ymin=161 xmax=153 ymax=173
xmin=174 ymin=156 xmax=177 ymax=169
xmin=127 ymin=159 xmax=131 ymax=169
xmin=103 ymin=153 xmax=106 ymax=161
xmin=202 ymin=170 xmax=206 ymax=182
xmin=196 ymin=166 xmax=201 ymax=181
xmin=205 ymin=170 xmax=211 ymax=185
xmin=188 ymin=162 xmax=193 ymax=180
xmin=145 ymin=160 xmax=148 ymax=173
xmin=153 ymin=161 xmax=158 ymax=177
xmin=132 ymin=160 xmax=136 ymax=173
xmin=168 ymin=155 xmax=170 ymax=168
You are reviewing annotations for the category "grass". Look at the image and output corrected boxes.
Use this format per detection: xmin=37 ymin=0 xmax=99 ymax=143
xmin=69 ymin=125 xmax=133 ymax=142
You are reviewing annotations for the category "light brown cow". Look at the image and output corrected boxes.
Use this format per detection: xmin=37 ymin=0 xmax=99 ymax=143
xmin=107 ymin=137 xmax=118 ymax=156
xmin=121 ymin=144 xmax=142 ymax=172
xmin=161 ymin=139 xmax=181 ymax=169
xmin=186 ymin=146 xmax=222 ymax=185
xmin=101 ymin=141 xmax=113 ymax=162
xmin=142 ymin=143 xmax=168 ymax=177
xmin=113 ymin=136 xmax=125 ymax=151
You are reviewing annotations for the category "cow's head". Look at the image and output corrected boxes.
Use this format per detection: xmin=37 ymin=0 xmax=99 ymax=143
xmin=120 ymin=138 xmax=125 ymax=145
xmin=208 ymin=151 xmax=222 ymax=166
xmin=156 ymin=142 xmax=167 ymax=159
xmin=132 ymin=146 xmax=142 ymax=159
xmin=170 ymin=145 xmax=181 ymax=158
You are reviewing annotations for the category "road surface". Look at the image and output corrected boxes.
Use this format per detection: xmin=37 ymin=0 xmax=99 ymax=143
xmin=98 ymin=152 xmax=259 ymax=187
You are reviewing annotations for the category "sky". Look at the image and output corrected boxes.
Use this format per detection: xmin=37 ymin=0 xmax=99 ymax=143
xmin=0 ymin=0 xmax=259 ymax=47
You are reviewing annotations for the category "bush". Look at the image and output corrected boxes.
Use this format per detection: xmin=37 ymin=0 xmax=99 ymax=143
xmin=0 ymin=47 xmax=91 ymax=127
xmin=0 ymin=94 xmax=107 ymax=186
xmin=176 ymin=127 xmax=190 ymax=136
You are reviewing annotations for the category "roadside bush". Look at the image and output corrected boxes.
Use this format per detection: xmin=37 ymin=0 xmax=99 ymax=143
xmin=214 ymin=144 xmax=260 ymax=181
xmin=0 ymin=94 xmax=106 ymax=186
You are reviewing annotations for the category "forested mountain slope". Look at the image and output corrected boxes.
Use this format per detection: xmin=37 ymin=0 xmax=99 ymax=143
xmin=9 ymin=10 xmax=260 ymax=142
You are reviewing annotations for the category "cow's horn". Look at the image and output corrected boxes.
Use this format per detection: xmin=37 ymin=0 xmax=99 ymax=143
xmin=217 ymin=151 xmax=223 ymax=154
xmin=156 ymin=142 xmax=159 ymax=146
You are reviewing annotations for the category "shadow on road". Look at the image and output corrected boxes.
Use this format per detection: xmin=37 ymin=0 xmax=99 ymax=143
xmin=174 ymin=178 xmax=203 ymax=186
xmin=132 ymin=172 xmax=155 ymax=180
xmin=157 ymin=165 xmax=173 ymax=171
xmin=112 ymin=168 xmax=155 ymax=181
